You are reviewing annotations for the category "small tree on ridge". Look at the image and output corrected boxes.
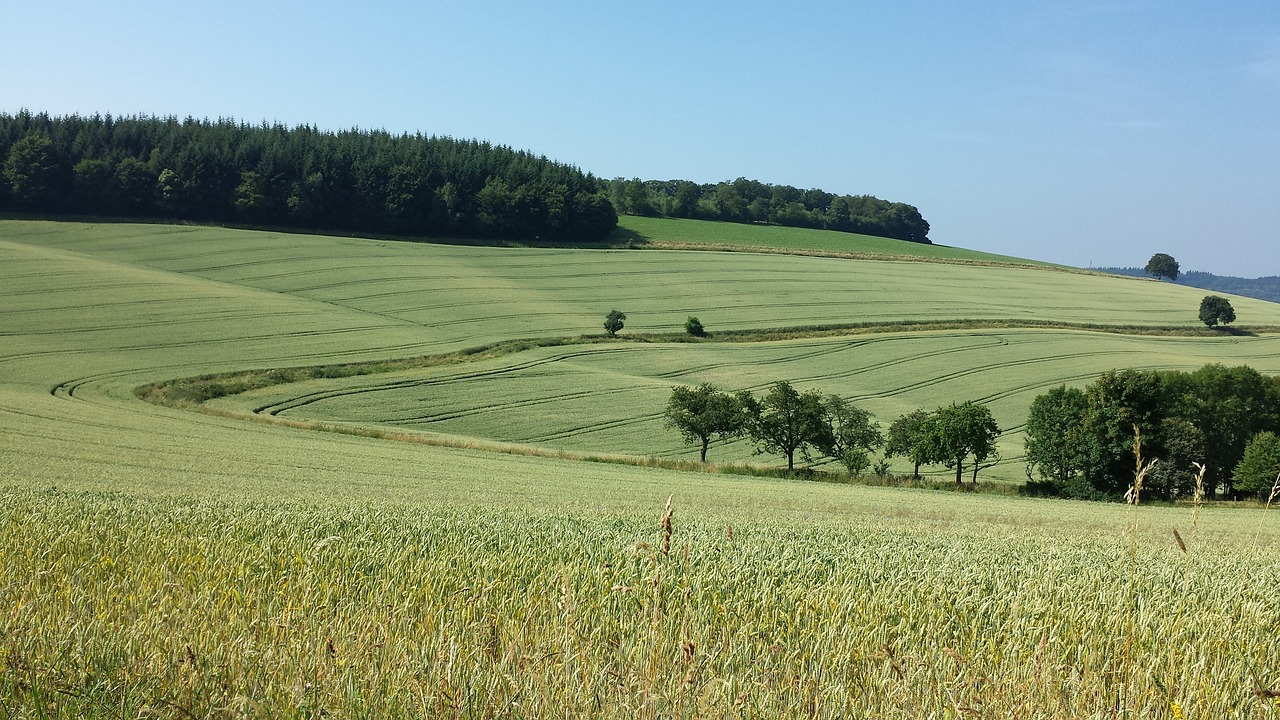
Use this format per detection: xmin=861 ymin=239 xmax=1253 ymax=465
xmin=604 ymin=309 xmax=626 ymax=336
xmin=1145 ymin=253 xmax=1180 ymax=282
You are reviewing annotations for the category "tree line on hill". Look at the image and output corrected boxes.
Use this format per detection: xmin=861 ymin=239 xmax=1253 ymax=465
xmin=0 ymin=111 xmax=618 ymax=242
xmin=664 ymin=382 xmax=1001 ymax=483
xmin=1 ymin=110 xmax=935 ymax=247
xmin=1103 ymin=265 xmax=1280 ymax=304
xmin=606 ymin=177 xmax=931 ymax=244
xmin=1024 ymin=364 xmax=1280 ymax=501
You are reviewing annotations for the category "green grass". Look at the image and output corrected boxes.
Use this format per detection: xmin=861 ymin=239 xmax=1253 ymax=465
xmin=3 ymin=218 xmax=1280 ymax=716
xmin=617 ymin=215 xmax=1059 ymax=265
xmin=206 ymin=329 xmax=1280 ymax=482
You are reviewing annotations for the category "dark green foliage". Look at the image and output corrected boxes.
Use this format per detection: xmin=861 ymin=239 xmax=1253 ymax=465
xmin=662 ymin=384 xmax=747 ymax=462
xmin=1079 ymin=369 xmax=1166 ymax=498
xmin=684 ymin=316 xmax=707 ymax=337
xmin=605 ymin=176 xmax=930 ymax=244
xmin=1178 ymin=364 xmax=1280 ymax=495
xmin=1233 ymin=431 xmax=1280 ymax=498
xmin=885 ymin=409 xmax=933 ymax=479
xmin=1198 ymin=295 xmax=1235 ymax=327
xmin=1024 ymin=385 xmax=1088 ymax=487
xmin=1143 ymin=417 xmax=1205 ymax=499
xmin=1144 ymin=253 xmax=1179 ymax=281
xmin=1024 ymin=363 xmax=1280 ymax=500
xmin=739 ymin=381 xmax=828 ymax=472
xmin=603 ymin=309 xmax=626 ymax=337
xmin=3 ymin=134 xmax=66 ymax=208
xmin=815 ymin=395 xmax=884 ymax=475
xmin=921 ymin=402 xmax=1001 ymax=485
xmin=0 ymin=111 xmax=616 ymax=242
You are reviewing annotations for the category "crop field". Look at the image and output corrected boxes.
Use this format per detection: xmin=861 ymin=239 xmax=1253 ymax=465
xmin=2 ymin=219 xmax=1280 ymax=717
xmin=617 ymin=215 xmax=1047 ymax=264
xmin=225 ymin=330 xmax=1280 ymax=480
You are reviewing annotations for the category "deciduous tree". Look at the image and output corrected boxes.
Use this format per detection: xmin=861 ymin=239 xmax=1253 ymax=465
xmin=663 ymin=383 xmax=746 ymax=462
xmin=740 ymin=381 xmax=827 ymax=472
xmin=1024 ymin=385 xmax=1088 ymax=487
xmin=1144 ymin=253 xmax=1180 ymax=281
xmin=4 ymin=134 xmax=64 ymax=208
xmin=603 ymin=309 xmax=626 ymax=337
xmin=1234 ymin=431 xmax=1280 ymax=499
xmin=922 ymin=402 xmax=1001 ymax=485
xmin=816 ymin=395 xmax=883 ymax=475
xmin=1198 ymin=295 xmax=1235 ymax=327
xmin=885 ymin=409 xmax=933 ymax=478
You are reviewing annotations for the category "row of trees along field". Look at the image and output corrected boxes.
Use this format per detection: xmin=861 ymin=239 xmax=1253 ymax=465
xmin=665 ymin=382 xmax=1001 ymax=483
xmin=0 ymin=111 xmax=618 ymax=241
xmin=606 ymin=177 xmax=932 ymax=244
xmin=1024 ymin=364 xmax=1280 ymax=501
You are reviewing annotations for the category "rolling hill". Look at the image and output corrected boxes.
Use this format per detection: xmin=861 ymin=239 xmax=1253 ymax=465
xmin=3 ymin=217 xmax=1279 ymax=716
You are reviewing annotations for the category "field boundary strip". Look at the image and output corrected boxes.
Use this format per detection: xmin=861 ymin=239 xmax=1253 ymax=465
xmin=119 ymin=319 xmax=1280 ymax=482
xmin=134 ymin=318 xmax=1278 ymax=410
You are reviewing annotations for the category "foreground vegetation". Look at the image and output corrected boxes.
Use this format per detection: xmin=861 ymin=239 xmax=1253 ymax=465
xmin=3 ymin=487 xmax=1278 ymax=718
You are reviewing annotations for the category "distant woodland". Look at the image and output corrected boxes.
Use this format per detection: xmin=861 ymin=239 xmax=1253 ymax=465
xmin=1102 ymin=266 xmax=1280 ymax=304
xmin=605 ymin=177 xmax=931 ymax=244
xmin=0 ymin=111 xmax=617 ymax=241
xmin=1 ymin=111 xmax=931 ymax=246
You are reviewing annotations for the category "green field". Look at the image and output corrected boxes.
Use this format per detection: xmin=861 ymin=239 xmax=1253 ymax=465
xmin=618 ymin=215 xmax=1057 ymax=265
xmin=3 ymin=219 xmax=1280 ymax=717
xmin=220 ymin=330 xmax=1280 ymax=481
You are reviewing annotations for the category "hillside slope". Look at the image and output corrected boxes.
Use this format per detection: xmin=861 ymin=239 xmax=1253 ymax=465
xmin=4 ymin=218 xmax=1280 ymax=487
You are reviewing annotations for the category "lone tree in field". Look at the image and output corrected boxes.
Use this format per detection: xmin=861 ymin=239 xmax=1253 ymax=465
xmin=816 ymin=395 xmax=884 ymax=475
xmin=684 ymin=316 xmax=707 ymax=337
xmin=1199 ymin=295 xmax=1235 ymax=327
xmin=603 ymin=309 xmax=626 ymax=336
xmin=1145 ymin=253 xmax=1180 ymax=281
xmin=740 ymin=381 xmax=828 ymax=472
xmin=663 ymin=383 xmax=746 ymax=462
xmin=921 ymin=401 xmax=1001 ymax=485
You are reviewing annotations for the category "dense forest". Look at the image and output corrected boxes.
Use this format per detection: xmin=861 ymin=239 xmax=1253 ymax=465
xmin=1102 ymin=266 xmax=1280 ymax=304
xmin=606 ymin=177 xmax=931 ymax=244
xmin=0 ymin=111 xmax=618 ymax=241
xmin=1 ymin=111 xmax=934 ymax=247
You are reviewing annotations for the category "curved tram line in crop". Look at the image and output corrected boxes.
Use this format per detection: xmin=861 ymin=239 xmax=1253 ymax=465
xmin=135 ymin=321 xmax=1280 ymax=481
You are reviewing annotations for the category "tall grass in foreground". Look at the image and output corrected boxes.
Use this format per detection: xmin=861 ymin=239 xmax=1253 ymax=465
xmin=2 ymin=488 xmax=1278 ymax=718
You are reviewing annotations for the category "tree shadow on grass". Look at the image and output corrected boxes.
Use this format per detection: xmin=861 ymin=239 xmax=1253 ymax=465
xmin=1213 ymin=326 xmax=1258 ymax=337
xmin=0 ymin=212 xmax=655 ymax=250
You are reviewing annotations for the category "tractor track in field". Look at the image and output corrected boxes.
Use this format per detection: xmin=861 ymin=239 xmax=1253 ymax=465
xmin=255 ymin=345 xmax=649 ymax=416
xmin=127 ymin=320 xmax=1280 ymax=479
xmin=0 ymin=325 xmax=414 ymax=364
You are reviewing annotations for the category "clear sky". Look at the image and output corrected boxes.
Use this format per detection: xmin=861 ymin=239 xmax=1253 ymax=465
xmin=5 ymin=1 xmax=1278 ymax=276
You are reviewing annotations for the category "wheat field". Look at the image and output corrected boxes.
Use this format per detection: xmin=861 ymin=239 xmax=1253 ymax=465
xmin=2 ymin=219 xmax=1279 ymax=717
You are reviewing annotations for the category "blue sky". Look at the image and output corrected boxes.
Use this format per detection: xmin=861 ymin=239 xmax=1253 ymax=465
xmin=5 ymin=1 xmax=1279 ymax=276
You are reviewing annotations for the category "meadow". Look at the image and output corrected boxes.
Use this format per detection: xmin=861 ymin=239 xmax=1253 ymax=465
xmin=616 ymin=215 xmax=1048 ymax=265
xmin=2 ymin=218 xmax=1280 ymax=717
